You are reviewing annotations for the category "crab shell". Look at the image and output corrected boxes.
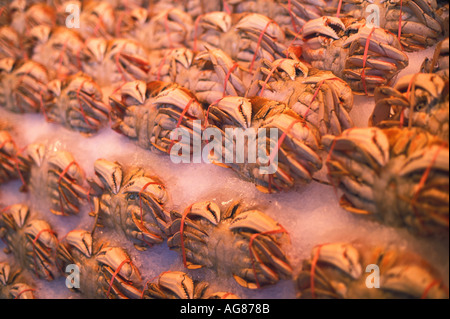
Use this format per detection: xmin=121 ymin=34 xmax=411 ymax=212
xmin=207 ymin=96 xmax=323 ymax=193
xmin=295 ymin=242 xmax=449 ymax=299
xmin=88 ymin=158 xmax=171 ymax=251
xmin=0 ymin=26 xmax=24 ymax=59
xmin=334 ymin=0 xmax=444 ymax=51
xmin=19 ymin=143 xmax=87 ymax=216
xmin=323 ymin=127 xmax=449 ymax=236
xmin=167 ymin=201 xmax=292 ymax=289
xmin=125 ymin=7 xmax=194 ymax=51
xmin=143 ymin=271 xmax=240 ymax=299
xmin=110 ymin=80 xmax=205 ymax=157
xmin=57 ymin=230 xmax=143 ymax=299
xmin=249 ymin=55 xmax=354 ymax=136
xmin=80 ymin=37 xmax=150 ymax=88
xmin=193 ymin=12 xmax=287 ymax=70
xmin=0 ymin=57 xmax=49 ymax=114
xmin=301 ymin=16 xmax=409 ymax=94
xmin=10 ymin=2 xmax=56 ymax=35
xmin=149 ymin=47 xmax=248 ymax=105
xmin=229 ymin=0 xmax=324 ymax=34
xmin=44 ymin=73 xmax=111 ymax=135
xmin=372 ymin=73 xmax=449 ymax=141
xmin=0 ymin=204 xmax=59 ymax=281
xmin=0 ymin=131 xmax=28 ymax=185
xmin=0 ymin=262 xmax=35 ymax=299
xmin=28 ymin=26 xmax=85 ymax=79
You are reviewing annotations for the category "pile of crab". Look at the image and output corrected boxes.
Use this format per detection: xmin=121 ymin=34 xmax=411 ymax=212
xmin=0 ymin=0 xmax=449 ymax=299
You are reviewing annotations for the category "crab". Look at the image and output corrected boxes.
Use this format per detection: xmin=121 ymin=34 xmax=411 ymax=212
xmin=80 ymin=37 xmax=150 ymax=88
xmin=228 ymin=0 xmax=324 ymax=34
xmin=421 ymin=37 xmax=449 ymax=80
xmin=0 ymin=204 xmax=59 ymax=281
xmin=149 ymin=47 xmax=248 ymax=105
xmin=301 ymin=16 xmax=409 ymax=94
xmin=0 ymin=58 xmax=49 ymax=114
xmin=143 ymin=271 xmax=240 ymax=299
xmin=110 ymin=80 xmax=205 ymax=157
xmin=0 ymin=131 xmax=27 ymax=185
xmin=57 ymin=229 xmax=143 ymax=299
xmin=248 ymin=55 xmax=354 ymax=136
xmin=0 ymin=261 xmax=35 ymax=299
xmin=206 ymin=96 xmax=323 ymax=193
xmin=323 ymin=127 xmax=449 ymax=237
xmin=88 ymin=158 xmax=171 ymax=251
xmin=76 ymin=0 xmax=116 ymax=40
xmin=331 ymin=0 xmax=445 ymax=51
xmin=18 ymin=143 xmax=88 ymax=216
xmin=167 ymin=200 xmax=292 ymax=289
xmin=44 ymin=73 xmax=111 ymax=135
xmin=372 ymin=73 xmax=449 ymax=141
xmin=9 ymin=1 xmax=56 ymax=35
xmin=121 ymin=7 xmax=194 ymax=51
xmin=192 ymin=12 xmax=287 ymax=72
xmin=295 ymin=242 xmax=449 ymax=299
xmin=0 ymin=26 xmax=24 ymax=59
xmin=27 ymin=25 xmax=85 ymax=79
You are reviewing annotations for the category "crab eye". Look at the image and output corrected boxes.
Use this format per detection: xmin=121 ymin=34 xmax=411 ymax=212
xmin=126 ymin=193 xmax=139 ymax=201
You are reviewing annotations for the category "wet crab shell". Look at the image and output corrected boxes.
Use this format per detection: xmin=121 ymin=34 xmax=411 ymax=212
xmin=372 ymin=73 xmax=449 ymax=141
xmin=193 ymin=12 xmax=287 ymax=70
xmin=56 ymin=230 xmax=143 ymax=299
xmin=149 ymin=47 xmax=248 ymax=105
xmin=333 ymin=0 xmax=444 ymax=51
xmin=295 ymin=242 xmax=449 ymax=299
xmin=80 ymin=37 xmax=150 ymax=88
xmin=323 ymin=127 xmax=449 ymax=237
xmin=167 ymin=201 xmax=292 ymax=289
xmin=301 ymin=17 xmax=409 ymax=95
xmin=249 ymin=55 xmax=354 ymax=137
xmin=229 ymin=0 xmax=324 ymax=35
xmin=143 ymin=271 xmax=240 ymax=299
xmin=88 ymin=158 xmax=171 ymax=251
xmin=0 ymin=131 xmax=28 ymax=185
xmin=110 ymin=80 xmax=205 ymax=157
xmin=0 ymin=204 xmax=59 ymax=281
xmin=206 ymin=96 xmax=323 ymax=193
xmin=0 ymin=261 xmax=36 ymax=299
xmin=0 ymin=57 xmax=49 ymax=114
xmin=44 ymin=72 xmax=111 ymax=135
xmin=18 ymin=143 xmax=88 ymax=216
xmin=27 ymin=25 xmax=85 ymax=79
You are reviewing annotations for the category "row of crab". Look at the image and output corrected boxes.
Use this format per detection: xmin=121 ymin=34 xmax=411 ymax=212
xmin=0 ymin=63 xmax=449 ymax=237
xmin=0 ymin=125 xmax=448 ymax=293
xmin=0 ymin=202 xmax=448 ymax=299
xmin=0 ymin=0 xmax=447 ymax=95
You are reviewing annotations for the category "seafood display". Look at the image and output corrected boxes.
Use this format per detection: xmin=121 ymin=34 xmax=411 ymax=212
xmin=0 ymin=0 xmax=448 ymax=301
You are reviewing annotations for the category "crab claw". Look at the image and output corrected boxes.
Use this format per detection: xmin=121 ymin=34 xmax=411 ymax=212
xmin=64 ymin=230 xmax=93 ymax=258
xmin=229 ymin=210 xmax=281 ymax=234
xmin=96 ymin=246 xmax=141 ymax=284
xmin=214 ymin=96 xmax=253 ymax=128
xmin=187 ymin=201 xmax=221 ymax=226
xmin=9 ymin=204 xmax=29 ymax=229
xmin=302 ymin=16 xmax=345 ymax=40
xmin=24 ymin=143 xmax=46 ymax=168
xmin=94 ymin=159 xmax=123 ymax=195
xmin=312 ymin=243 xmax=363 ymax=280
xmin=158 ymin=271 xmax=195 ymax=299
